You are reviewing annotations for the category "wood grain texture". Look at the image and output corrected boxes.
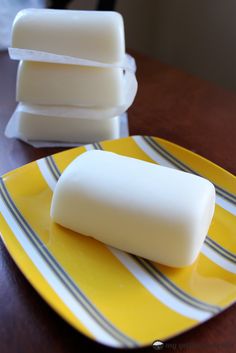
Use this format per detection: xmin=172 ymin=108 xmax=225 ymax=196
xmin=0 ymin=50 xmax=235 ymax=353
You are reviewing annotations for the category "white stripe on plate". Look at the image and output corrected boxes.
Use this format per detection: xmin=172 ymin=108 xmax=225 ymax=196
xmin=0 ymin=199 xmax=123 ymax=347
xmin=37 ymin=158 xmax=57 ymax=191
xmin=109 ymin=247 xmax=212 ymax=322
xmin=201 ymin=243 xmax=236 ymax=274
xmin=85 ymin=144 xmax=96 ymax=151
xmin=132 ymin=136 xmax=236 ymax=216
xmin=215 ymin=195 xmax=236 ymax=216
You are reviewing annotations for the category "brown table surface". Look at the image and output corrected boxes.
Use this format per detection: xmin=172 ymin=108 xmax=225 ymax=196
xmin=0 ymin=50 xmax=235 ymax=353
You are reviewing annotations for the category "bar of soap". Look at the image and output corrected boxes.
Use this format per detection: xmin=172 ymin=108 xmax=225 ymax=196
xmin=16 ymin=112 xmax=119 ymax=143
xmin=16 ymin=61 xmax=136 ymax=107
xmin=12 ymin=9 xmax=125 ymax=63
xmin=51 ymin=151 xmax=215 ymax=268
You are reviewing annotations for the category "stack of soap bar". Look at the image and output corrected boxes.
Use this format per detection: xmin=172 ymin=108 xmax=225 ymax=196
xmin=51 ymin=151 xmax=216 ymax=268
xmin=10 ymin=9 xmax=137 ymax=143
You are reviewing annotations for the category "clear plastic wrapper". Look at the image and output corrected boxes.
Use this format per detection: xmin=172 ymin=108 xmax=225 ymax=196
xmin=15 ymin=102 xmax=129 ymax=120
xmin=9 ymin=48 xmax=136 ymax=73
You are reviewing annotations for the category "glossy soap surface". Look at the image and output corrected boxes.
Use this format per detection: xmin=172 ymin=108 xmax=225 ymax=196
xmin=12 ymin=9 xmax=125 ymax=63
xmin=16 ymin=61 xmax=127 ymax=107
xmin=0 ymin=136 xmax=235 ymax=348
xmin=17 ymin=112 xmax=120 ymax=142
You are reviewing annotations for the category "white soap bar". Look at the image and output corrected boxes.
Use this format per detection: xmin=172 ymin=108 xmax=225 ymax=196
xmin=16 ymin=61 xmax=136 ymax=107
xmin=16 ymin=112 xmax=119 ymax=143
xmin=12 ymin=9 xmax=125 ymax=64
xmin=51 ymin=151 xmax=215 ymax=268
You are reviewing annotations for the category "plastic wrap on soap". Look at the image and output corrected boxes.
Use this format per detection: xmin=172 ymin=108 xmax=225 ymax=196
xmin=9 ymin=48 xmax=136 ymax=73
xmin=16 ymin=103 xmax=126 ymax=120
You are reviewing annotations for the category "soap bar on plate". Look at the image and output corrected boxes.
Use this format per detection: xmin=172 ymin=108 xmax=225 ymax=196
xmin=51 ymin=151 xmax=215 ymax=268
xmin=12 ymin=9 xmax=125 ymax=64
xmin=16 ymin=112 xmax=120 ymax=143
xmin=16 ymin=61 xmax=136 ymax=107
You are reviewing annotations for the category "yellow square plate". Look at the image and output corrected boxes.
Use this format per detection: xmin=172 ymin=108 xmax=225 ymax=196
xmin=0 ymin=135 xmax=235 ymax=348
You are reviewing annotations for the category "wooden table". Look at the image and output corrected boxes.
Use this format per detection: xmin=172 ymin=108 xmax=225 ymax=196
xmin=0 ymin=50 xmax=235 ymax=353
